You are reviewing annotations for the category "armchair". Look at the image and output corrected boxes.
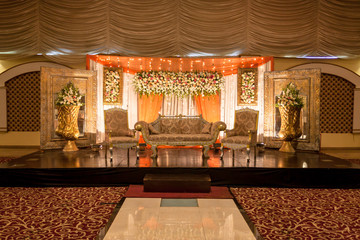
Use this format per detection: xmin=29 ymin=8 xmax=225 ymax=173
xmin=104 ymin=108 xmax=139 ymax=162
xmin=221 ymin=108 xmax=259 ymax=162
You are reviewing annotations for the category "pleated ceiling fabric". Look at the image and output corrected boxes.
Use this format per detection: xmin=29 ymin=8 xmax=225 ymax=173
xmin=0 ymin=0 xmax=359 ymax=64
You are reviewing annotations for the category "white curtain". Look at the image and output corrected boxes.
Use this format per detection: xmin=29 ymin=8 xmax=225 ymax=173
xmin=123 ymin=73 xmax=138 ymax=129
xmin=89 ymin=60 xmax=138 ymax=143
xmin=220 ymin=61 xmax=271 ymax=142
xmin=160 ymin=95 xmax=198 ymax=116
xmin=1 ymin=0 xmax=359 ymax=64
xmin=89 ymin=59 xmax=105 ymax=143
xmin=221 ymin=74 xmax=237 ymax=130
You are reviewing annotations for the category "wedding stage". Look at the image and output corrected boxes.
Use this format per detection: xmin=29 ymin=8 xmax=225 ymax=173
xmin=1 ymin=147 xmax=359 ymax=188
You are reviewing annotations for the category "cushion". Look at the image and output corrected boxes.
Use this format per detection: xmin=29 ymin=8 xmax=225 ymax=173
xmin=111 ymin=136 xmax=138 ymax=144
xmin=221 ymin=135 xmax=249 ymax=144
xmin=112 ymin=129 xmax=135 ymax=137
xmin=200 ymin=122 xmax=212 ymax=134
xmin=233 ymin=111 xmax=257 ymax=135
xmin=225 ymin=129 xmax=238 ymax=137
xmin=180 ymin=118 xmax=202 ymax=134
xmin=148 ymin=134 xmax=212 ymax=142
xmin=149 ymin=124 xmax=161 ymax=134
xmin=160 ymin=119 xmax=180 ymax=134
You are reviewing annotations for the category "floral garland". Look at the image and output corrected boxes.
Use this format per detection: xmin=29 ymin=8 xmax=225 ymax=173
xmin=276 ymin=82 xmax=304 ymax=108
xmin=55 ymin=82 xmax=84 ymax=106
xmin=104 ymin=69 xmax=121 ymax=103
xmin=133 ymin=71 xmax=224 ymax=97
xmin=240 ymin=71 xmax=256 ymax=104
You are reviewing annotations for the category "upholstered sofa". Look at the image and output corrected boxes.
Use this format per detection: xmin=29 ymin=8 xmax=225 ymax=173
xmin=134 ymin=115 xmax=226 ymax=158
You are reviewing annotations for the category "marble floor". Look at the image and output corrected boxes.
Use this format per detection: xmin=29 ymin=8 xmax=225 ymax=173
xmin=102 ymin=198 xmax=256 ymax=240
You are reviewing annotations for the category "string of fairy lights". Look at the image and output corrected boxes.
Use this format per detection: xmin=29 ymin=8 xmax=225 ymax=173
xmin=88 ymin=55 xmax=272 ymax=76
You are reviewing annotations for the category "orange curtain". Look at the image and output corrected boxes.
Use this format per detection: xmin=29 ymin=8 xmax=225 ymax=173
xmin=195 ymin=94 xmax=220 ymax=122
xmin=138 ymin=94 xmax=163 ymax=122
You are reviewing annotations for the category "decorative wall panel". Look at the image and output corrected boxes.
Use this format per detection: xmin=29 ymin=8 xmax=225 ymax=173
xmin=264 ymin=69 xmax=320 ymax=151
xmin=237 ymin=68 xmax=258 ymax=106
xmin=103 ymin=67 xmax=123 ymax=105
xmin=320 ymin=73 xmax=354 ymax=133
xmin=40 ymin=67 xmax=97 ymax=150
xmin=5 ymin=72 xmax=40 ymax=131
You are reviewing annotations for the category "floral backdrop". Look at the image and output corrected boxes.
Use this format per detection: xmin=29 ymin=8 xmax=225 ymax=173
xmin=103 ymin=67 xmax=123 ymax=104
xmin=133 ymin=71 xmax=224 ymax=97
xmin=238 ymin=68 xmax=258 ymax=105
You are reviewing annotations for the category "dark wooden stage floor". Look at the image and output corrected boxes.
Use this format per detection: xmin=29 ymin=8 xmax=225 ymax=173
xmin=1 ymin=147 xmax=359 ymax=188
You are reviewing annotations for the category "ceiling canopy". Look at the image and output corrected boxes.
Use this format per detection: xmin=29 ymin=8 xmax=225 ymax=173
xmin=1 ymin=0 xmax=359 ymax=64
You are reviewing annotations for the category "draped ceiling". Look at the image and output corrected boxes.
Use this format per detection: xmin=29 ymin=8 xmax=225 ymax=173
xmin=1 ymin=0 xmax=360 ymax=65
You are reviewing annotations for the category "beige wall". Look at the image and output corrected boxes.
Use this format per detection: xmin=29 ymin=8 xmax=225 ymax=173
xmin=0 ymin=56 xmax=86 ymax=74
xmin=274 ymin=57 xmax=360 ymax=75
xmin=0 ymin=132 xmax=40 ymax=146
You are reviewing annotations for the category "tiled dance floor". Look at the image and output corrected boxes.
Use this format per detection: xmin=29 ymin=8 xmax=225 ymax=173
xmin=103 ymin=198 xmax=256 ymax=240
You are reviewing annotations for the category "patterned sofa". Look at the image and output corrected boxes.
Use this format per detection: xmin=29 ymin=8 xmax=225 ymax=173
xmin=134 ymin=115 xmax=226 ymax=158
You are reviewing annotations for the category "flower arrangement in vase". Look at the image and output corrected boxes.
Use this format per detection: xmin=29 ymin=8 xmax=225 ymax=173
xmin=276 ymin=82 xmax=304 ymax=152
xmin=55 ymin=82 xmax=84 ymax=151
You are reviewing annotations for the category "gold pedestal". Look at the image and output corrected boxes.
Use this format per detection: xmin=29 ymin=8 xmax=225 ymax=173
xmin=279 ymin=141 xmax=295 ymax=153
xmin=63 ymin=140 xmax=79 ymax=152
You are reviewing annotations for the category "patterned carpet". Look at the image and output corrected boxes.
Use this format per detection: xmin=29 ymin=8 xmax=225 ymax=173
xmin=0 ymin=186 xmax=127 ymax=239
xmin=346 ymin=159 xmax=360 ymax=165
xmin=0 ymin=157 xmax=16 ymax=164
xmin=231 ymin=187 xmax=360 ymax=240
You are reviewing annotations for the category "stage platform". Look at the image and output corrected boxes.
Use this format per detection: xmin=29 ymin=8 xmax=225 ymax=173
xmin=0 ymin=147 xmax=359 ymax=188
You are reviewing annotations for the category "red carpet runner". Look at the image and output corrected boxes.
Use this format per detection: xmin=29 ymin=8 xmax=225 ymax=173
xmin=0 ymin=186 xmax=127 ymax=239
xmin=231 ymin=187 xmax=360 ymax=240
xmin=125 ymin=184 xmax=233 ymax=198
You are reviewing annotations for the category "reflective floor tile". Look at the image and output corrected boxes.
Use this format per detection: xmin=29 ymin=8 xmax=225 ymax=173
xmin=161 ymin=198 xmax=198 ymax=207
xmin=121 ymin=197 xmax=161 ymax=209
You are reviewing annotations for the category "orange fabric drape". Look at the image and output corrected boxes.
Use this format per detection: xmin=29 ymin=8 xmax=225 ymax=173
xmin=138 ymin=94 xmax=163 ymax=122
xmin=195 ymin=94 xmax=220 ymax=123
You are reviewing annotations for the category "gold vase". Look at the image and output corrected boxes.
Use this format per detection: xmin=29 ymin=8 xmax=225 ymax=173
xmin=55 ymin=105 xmax=80 ymax=152
xmin=278 ymin=106 xmax=302 ymax=153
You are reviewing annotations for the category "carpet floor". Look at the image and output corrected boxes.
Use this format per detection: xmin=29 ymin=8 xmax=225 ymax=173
xmin=0 ymin=157 xmax=15 ymax=164
xmin=0 ymin=186 xmax=127 ymax=239
xmin=231 ymin=187 xmax=360 ymax=240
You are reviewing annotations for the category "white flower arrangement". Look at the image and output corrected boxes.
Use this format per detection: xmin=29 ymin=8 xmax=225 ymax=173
xmin=240 ymin=71 xmax=256 ymax=104
xmin=55 ymin=82 xmax=84 ymax=106
xmin=133 ymin=71 xmax=224 ymax=97
xmin=276 ymin=82 xmax=304 ymax=108
xmin=104 ymin=69 xmax=121 ymax=103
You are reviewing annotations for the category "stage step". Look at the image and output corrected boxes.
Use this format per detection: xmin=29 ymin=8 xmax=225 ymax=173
xmin=143 ymin=173 xmax=211 ymax=193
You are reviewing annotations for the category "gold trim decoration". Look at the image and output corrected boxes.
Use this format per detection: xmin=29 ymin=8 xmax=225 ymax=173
xmin=264 ymin=69 xmax=320 ymax=151
xmin=103 ymin=67 xmax=123 ymax=105
xmin=237 ymin=68 xmax=258 ymax=106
